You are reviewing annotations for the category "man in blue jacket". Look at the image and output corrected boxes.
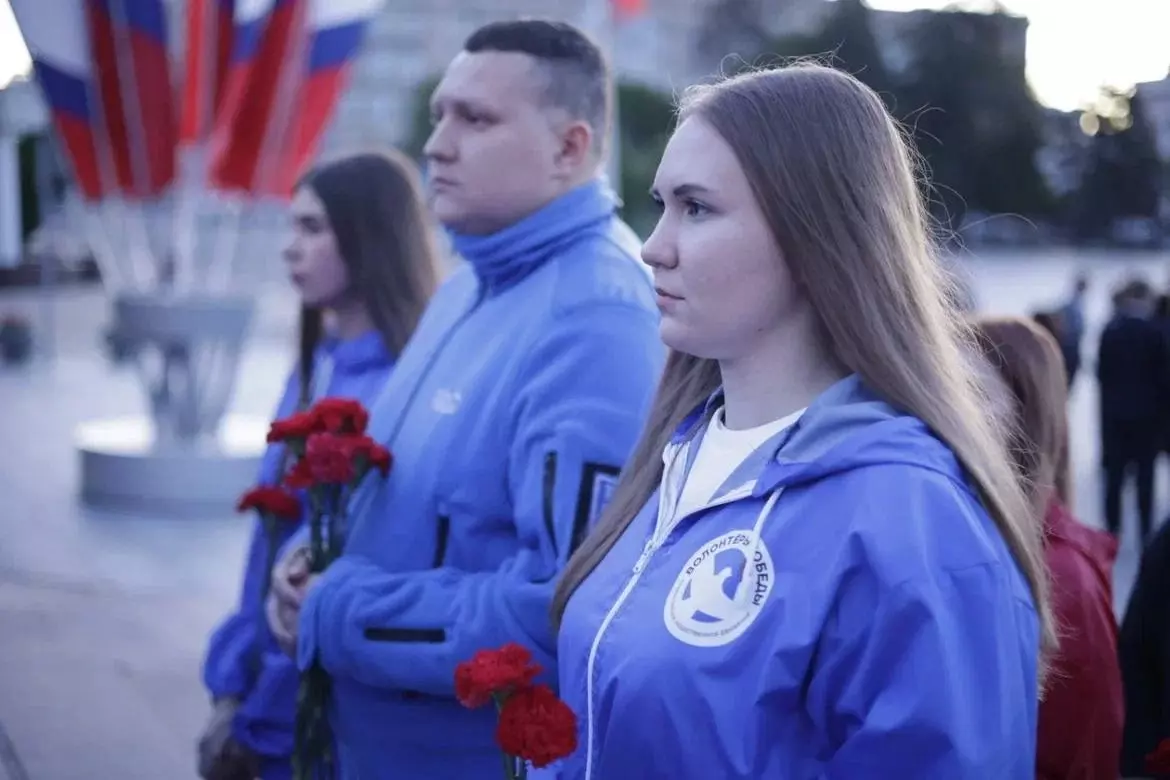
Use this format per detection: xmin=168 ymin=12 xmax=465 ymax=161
xmin=266 ymin=19 xmax=664 ymax=778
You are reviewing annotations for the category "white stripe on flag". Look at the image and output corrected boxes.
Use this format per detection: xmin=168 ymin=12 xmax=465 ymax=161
xmin=235 ymin=0 xmax=277 ymax=24
xmin=9 ymin=0 xmax=91 ymax=74
xmin=309 ymin=0 xmax=384 ymax=29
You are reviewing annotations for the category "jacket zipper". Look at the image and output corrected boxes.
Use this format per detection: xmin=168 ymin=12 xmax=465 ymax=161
xmin=543 ymin=452 xmax=558 ymax=555
xmin=581 ymin=439 xmax=756 ymax=779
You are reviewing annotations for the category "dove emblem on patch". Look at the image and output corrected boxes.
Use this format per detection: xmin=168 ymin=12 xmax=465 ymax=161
xmin=664 ymin=530 xmax=774 ymax=647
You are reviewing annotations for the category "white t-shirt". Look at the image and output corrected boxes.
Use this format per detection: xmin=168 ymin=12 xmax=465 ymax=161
xmin=673 ymin=406 xmax=805 ymax=519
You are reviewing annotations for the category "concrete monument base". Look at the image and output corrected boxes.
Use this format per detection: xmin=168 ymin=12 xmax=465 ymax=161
xmin=76 ymin=413 xmax=268 ymax=516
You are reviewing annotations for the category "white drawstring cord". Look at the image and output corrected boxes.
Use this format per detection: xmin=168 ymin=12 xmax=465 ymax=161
xmin=737 ymin=488 xmax=783 ymax=608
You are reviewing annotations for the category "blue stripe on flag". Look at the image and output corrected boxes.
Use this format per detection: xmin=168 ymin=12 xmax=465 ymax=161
xmin=85 ymin=0 xmax=167 ymax=44
xmin=32 ymin=61 xmax=92 ymax=120
xmin=121 ymin=0 xmax=168 ymax=44
xmin=308 ymin=20 xmax=367 ymax=72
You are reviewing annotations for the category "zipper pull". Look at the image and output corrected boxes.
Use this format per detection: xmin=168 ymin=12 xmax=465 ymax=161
xmin=631 ymin=539 xmax=656 ymax=574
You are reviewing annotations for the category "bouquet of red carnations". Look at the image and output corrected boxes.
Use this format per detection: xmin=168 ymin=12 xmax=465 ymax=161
xmin=455 ymin=642 xmax=579 ymax=778
xmin=266 ymin=398 xmax=391 ymax=780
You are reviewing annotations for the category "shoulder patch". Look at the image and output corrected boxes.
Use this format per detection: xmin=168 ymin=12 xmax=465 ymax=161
xmin=571 ymin=462 xmax=622 ymax=551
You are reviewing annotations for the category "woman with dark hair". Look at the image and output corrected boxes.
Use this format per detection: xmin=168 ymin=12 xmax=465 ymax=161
xmin=197 ymin=149 xmax=440 ymax=780
xmin=972 ymin=316 xmax=1123 ymax=780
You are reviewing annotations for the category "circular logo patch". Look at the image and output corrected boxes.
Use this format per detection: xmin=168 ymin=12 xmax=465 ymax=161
xmin=663 ymin=530 xmax=774 ymax=648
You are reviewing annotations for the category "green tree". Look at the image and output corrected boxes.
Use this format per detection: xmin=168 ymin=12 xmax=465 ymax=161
xmin=756 ymin=0 xmax=897 ymax=107
xmin=899 ymin=10 xmax=1052 ymax=227
xmin=615 ymin=82 xmax=676 ymax=235
xmin=403 ymin=74 xmax=442 ymax=161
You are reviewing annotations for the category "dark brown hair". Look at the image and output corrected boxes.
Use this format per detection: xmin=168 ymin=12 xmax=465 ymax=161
xmin=294 ymin=148 xmax=441 ymax=402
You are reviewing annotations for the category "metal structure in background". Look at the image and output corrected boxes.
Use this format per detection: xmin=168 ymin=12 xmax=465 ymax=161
xmin=11 ymin=0 xmax=383 ymax=516
xmin=77 ymin=293 xmax=262 ymax=514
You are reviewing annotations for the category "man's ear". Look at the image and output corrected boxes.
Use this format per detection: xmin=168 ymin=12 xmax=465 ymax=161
xmin=553 ymin=120 xmax=594 ymax=176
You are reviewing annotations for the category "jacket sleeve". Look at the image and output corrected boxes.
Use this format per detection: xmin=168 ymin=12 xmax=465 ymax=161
xmin=297 ymin=302 xmax=663 ymax=693
xmin=202 ymin=370 xmax=303 ymax=700
xmin=203 ymin=518 xmax=280 ymax=698
xmin=1035 ymin=544 xmax=1123 ymax=780
xmin=805 ymin=563 xmax=1039 ymax=779
xmin=1119 ymin=522 xmax=1170 ymax=776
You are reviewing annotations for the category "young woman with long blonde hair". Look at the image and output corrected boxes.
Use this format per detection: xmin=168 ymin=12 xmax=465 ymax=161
xmin=551 ymin=64 xmax=1054 ymax=779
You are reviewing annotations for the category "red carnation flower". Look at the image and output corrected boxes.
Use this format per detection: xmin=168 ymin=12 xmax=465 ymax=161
xmin=310 ymin=398 xmax=369 ymax=435
xmin=303 ymin=433 xmax=357 ymax=485
xmin=454 ymin=643 xmax=542 ymax=709
xmin=266 ymin=411 xmax=318 ymax=443
xmin=495 ymin=684 xmax=578 ymax=769
xmin=345 ymin=434 xmax=392 ymax=476
xmin=282 ymin=458 xmax=315 ymax=490
xmin=236 ymin=485 xmax=301 ymax=520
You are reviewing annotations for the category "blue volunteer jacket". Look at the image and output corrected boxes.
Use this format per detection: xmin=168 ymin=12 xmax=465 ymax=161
xmin=295 ymin=179 xmax=665 ymax=777
xmin=556 ymin=375 xmax=1040 ymax=779
xmin=202 ymin=330 xmax=394 ymax=779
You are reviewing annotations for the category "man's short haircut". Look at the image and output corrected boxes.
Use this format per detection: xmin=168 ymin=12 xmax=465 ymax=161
xmin=464 ymin=19 xmax=611 ymax=155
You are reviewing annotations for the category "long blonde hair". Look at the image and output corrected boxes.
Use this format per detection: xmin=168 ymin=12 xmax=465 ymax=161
xmin=551 ymin=64 xmax=1055 ymax=667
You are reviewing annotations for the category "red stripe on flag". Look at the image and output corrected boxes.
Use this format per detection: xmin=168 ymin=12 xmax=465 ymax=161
xmin=179 ymin=0 xmax=211 ymax=141
xmin=54 ymin=113 xmax=105 ymax=200
xmin=180 ymin=0 xmax=234 ymax=143
xmin=262 ymin=65 xmax=347 ymax=197
xmin=208 ymin=1 xmax=307 ymax=193
xmin=86 ymin=2 xmax=134 ymax=194
xmin=612 ymin=0 xmax=645 ymax=20
xmin=128 ymin=29 xmax=176 ymax=193
xmin=86 ymin=1 xmax=176 ymax=198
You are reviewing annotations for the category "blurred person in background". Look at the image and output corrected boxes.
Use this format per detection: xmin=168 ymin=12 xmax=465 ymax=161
xmin=1120 ymin=291 xmax=1170 ymax=779
xmin=1097 ymin=278 xmax=1165 ymax=545
xmin=265 ymin=19 xmax=664 ymax=778
xmin=1119 ymin=489 xmax=1170 ymax=776
xmin=1057 ymin=272 xmax=1090 ymax=387
xmin=198 ymin=149 xmax=441 ymax=780
xmin=1152 ymin=293 xmax=1170 ymax=461
xmin=972 ymin=316 xmax=1123 ymax=780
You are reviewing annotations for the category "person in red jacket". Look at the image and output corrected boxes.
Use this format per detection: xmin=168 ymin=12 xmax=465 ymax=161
xmin=973 ymin=316 xmax=1123 ymax=779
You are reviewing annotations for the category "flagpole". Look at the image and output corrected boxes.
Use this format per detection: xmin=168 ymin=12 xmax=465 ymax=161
xmin=107 ymin=0 xmax=160 ymax=289
xmin=174 ymin=0 xmax=217 ymax=296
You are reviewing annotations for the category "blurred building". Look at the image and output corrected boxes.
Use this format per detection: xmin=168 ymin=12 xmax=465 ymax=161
xmin=1136 ymin=73 xmax=1170 ymax=161
xmin=325 ymin=0 xmax=1029 ymax=152
xmin=1135 ymin=72 xmax=1170 ymax=224
xmin=869 ymin=7 xmax=1027 ymax=80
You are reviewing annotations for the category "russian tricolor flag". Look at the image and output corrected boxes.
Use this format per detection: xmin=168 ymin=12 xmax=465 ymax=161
xmin=180 ymin=0 xmax=236 ymax=144
xmin=265 ymin=0 xmax=383 ymax=195
xmin=207 ymin=0 xmax=307 ymax=193
xmin=208 ymin=0 xmax=383 ymax=196
xmin=10 ymin=0 xmax=105 ymax=200
xmin=85 ymin=0 xmax=177 ymax=198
